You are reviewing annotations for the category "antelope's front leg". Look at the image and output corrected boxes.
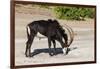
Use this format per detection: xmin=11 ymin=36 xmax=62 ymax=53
xmin=52 ymin=40 xmax=56 ymax=55
xmin=48 ymin=37 xmax=53 ymax=56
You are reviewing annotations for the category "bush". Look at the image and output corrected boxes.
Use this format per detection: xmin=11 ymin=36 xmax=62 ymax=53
xmin=53 ymin=6 xmax=94 ymax=20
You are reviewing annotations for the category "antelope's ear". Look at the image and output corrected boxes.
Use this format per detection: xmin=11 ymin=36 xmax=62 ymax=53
xmin=53 ymin=19 xmax=58 ymax=22
xmin=48 ymin=19 xmax=52 ymax=22
xmin=64 ymin=43 xmax=68 ymax=47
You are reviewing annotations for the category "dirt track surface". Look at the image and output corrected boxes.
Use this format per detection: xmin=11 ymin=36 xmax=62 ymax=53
xmin=15 ymin=4 xmax=95 ymax=65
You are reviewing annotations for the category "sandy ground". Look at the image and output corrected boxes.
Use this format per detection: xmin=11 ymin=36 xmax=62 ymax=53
xmin=15 ymin=4 xmax=95 ymax=65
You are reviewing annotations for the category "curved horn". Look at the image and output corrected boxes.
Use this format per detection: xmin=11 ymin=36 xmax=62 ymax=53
xmin=62 ymin=24 xmax=74 ymax=47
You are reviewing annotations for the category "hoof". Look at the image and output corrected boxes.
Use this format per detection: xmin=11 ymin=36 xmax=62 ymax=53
xmin=49 ymin=53 xmax=54 ymax=56
xmin=25 ymin=54 xmax=33 ymax=57
xmin=53 ymin=53 xmax=57 ymax=56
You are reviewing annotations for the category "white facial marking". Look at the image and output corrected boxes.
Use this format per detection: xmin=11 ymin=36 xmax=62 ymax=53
xmin=62 ymin=47 xmax=68 ymax=54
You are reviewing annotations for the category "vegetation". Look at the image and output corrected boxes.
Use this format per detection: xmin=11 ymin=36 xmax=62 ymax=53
xmin=53 ymin=6 xmax=95 ymax=20
xmin=16 ymin=4 xmax=95 ymax=21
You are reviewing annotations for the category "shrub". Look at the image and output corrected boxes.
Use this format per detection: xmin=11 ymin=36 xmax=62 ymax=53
xmin=53 ymin=6 xmax=94 ymax=20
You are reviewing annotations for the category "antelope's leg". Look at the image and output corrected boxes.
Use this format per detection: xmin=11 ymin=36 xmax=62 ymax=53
xmin=25 ymin=30 xmax=37 ymax=57
xmin=52 ymin=40 xmax=56 ymax=55
xmin=48 ymin=37 xmax=53 ymax=56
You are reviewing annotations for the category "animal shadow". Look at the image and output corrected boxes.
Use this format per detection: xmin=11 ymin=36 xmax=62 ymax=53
xmin=30 ymin=47 xmax=78 ymax=57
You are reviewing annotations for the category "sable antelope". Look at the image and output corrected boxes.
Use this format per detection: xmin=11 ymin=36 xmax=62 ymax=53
xmin=25 ymin=19 xmax=74 ymax=57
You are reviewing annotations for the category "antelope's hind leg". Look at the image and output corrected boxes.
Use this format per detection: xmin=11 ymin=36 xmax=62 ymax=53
xmin=25 ymin=35 xmax=34 ymax=57
xmin=25 ymin=30 xmax=37 ymax=57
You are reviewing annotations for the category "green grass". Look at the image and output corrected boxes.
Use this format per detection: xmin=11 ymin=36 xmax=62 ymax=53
xmin=53 ymin=6 xmax=95 ymax=20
